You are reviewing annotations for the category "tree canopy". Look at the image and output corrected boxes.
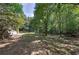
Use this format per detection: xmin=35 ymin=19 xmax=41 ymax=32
xmin=31 ymin=3 xmax=79 ymax=36
xmin=0 ymin=3 xmax=25 ymax=39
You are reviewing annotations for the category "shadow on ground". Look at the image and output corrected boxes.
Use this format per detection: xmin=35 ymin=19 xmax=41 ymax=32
xmin=0 ymin=33 xmax=79 ymax=55
xmin=0 ymin=34 xmax=50 ymax=55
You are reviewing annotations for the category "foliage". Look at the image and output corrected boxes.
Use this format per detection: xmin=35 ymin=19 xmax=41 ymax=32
xmin=0 ymin=3 xmax=25 ymax=39
xmin=31 ymin=3 xmax=79 ymax=36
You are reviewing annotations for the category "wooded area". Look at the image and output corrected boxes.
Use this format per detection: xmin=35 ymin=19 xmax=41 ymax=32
xmin=0 ymin=3 xmax=79 ymax=55
xmin=31 ymin=3 xmax=79 ymax=36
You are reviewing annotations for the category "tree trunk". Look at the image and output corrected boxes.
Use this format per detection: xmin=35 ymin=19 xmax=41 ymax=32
xmin=44 ymin=21 xmax=48 ymax=36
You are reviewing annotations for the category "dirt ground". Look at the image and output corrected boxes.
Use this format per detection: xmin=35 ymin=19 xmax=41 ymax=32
xmin=0 ymin=33 xmax=79 ymax=55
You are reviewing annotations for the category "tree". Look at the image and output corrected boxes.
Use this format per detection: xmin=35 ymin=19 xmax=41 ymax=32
xmin=32 ymin=3 xmax=53 ymax=35
xmin=32 ymin=3 xmax=79 ymax=36
xmin=0 ymin=3 xmax=25 ymax=39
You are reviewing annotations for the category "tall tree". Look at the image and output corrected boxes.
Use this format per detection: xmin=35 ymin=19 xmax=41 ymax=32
xmin=32 ymin=3 xmax=79 ymax=36
xmin=0 ymin=3 xmax=25 ymax=39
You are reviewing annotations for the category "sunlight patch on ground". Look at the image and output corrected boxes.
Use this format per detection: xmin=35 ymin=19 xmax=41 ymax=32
xmin=31 ymin=40 xmax=41 ymax=44
xmin=0 ymin=43 xmax=10 ymax=48
xmin=35 ymin=36 xmax=39 ymax=38
xmin=18 ymin=32 xmax=35 ymax=36
xmin=31 ymin=49 xmax=51 ymax=55
xmin=24 ymin=32 xmax=35 ymax=34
